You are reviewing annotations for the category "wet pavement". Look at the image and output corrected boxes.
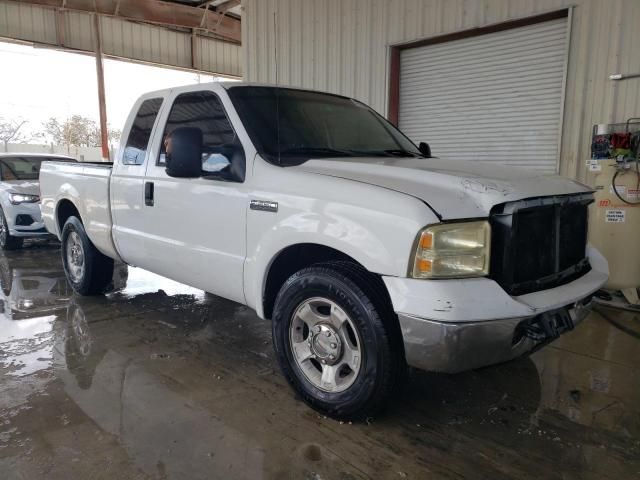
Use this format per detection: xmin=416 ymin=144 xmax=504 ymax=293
xmin=0 ymin=243 xmax=638 ymax=480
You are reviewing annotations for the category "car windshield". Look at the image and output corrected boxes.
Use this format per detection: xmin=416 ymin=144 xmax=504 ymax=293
xmin=227 ymin=86 xmax=422 ymax=165
xmin=0 ymin=157 xmax=44 ymax=181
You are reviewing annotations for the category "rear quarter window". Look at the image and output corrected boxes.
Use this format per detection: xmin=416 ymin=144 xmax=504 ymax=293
xmin=122 ymin=98 xmax=163 ymax=165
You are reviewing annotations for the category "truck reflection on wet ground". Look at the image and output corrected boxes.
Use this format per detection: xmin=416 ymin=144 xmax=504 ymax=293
xmin=0 ymin=244 xmax=638 ymax=479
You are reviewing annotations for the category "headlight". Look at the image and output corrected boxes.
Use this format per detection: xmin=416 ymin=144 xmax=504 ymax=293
xmin=411 ymin=220 xmax=491 ymax=278
xmin=9 ymin=193 xmax=39 ymax=205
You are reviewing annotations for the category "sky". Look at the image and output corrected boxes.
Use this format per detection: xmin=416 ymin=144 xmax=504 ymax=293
xmin=0 ymin=41 xmax=232 ymax=140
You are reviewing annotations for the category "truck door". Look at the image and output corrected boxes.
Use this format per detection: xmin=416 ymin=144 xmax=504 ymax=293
xmin=141 ymin=88 xmax=248 ymax=304
xmin=111 ymin=96 xmax=165 ymax=266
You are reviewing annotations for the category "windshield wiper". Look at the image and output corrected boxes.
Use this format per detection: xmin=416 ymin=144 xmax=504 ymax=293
xmin=279 ymin=147 xmax=357 ymax=157
xmin=381 ymin=149 xmax=420 ymax=157
xmin=278 ymin=147 xmax=421 ymax=159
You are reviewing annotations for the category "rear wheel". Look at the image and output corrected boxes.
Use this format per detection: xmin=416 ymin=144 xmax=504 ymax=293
xmin=272 ymin=261 xmax=405 ymax=419
xmin=0 ymin=208 xmax=23 ymax=250
xmin=61 ymin=216 xmax=114 ymax=295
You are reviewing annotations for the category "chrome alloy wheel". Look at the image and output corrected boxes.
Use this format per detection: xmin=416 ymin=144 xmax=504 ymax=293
xmin=66 ymin=231 xmax=85 ymax=282
xmin=289 ymin=297 xmax=362 ymax=393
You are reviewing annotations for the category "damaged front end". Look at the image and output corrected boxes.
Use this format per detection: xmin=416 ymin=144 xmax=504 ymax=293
xmin=396 ymin=294 xmax=595 ymax=374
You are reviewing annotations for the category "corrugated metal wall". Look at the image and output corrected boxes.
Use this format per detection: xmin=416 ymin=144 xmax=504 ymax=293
xmin=243 ymin=0 xmax=640 ymax=182
xmin=0 ymin=0 xmax=242 ymax=77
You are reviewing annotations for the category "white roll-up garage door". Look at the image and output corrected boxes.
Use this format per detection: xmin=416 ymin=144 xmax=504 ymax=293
xmin=398 ymin=18 xmax=568 ymax=173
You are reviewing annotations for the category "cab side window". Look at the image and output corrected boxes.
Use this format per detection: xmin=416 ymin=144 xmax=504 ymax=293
xmin=158 ymin=91 xmax=239 ymax=175
xmin=122 ymin=98 xmax=163 ymax=165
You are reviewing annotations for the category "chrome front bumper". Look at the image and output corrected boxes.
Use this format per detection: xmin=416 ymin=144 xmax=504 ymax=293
xmin=397 ymin=297 xmax=594 ymax=373
xmin=384 ymin=246 xmax=608 ymax=374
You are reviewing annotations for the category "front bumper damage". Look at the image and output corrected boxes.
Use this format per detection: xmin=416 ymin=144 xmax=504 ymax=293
xmin=396 ymin=297 xmax=593 ymax=373
xmin=383 ymin=246 xmax=608 ymax=373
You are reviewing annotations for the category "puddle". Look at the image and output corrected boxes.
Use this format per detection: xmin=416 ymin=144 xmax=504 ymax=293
xmin=0 ymin=245 xmax=638 ymax=479
xmin=112 ymin=266 xmax=204 ymax=300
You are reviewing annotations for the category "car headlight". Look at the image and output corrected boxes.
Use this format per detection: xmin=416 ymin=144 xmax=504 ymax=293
xmin=9 ymin=193 xmax=39 ymax=205
xmin=411 ymin=220 xmax=491 ymax=278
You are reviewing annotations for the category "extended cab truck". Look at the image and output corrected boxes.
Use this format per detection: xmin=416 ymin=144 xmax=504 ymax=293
xmin=39 ymin=83 xmax=609 ymax=418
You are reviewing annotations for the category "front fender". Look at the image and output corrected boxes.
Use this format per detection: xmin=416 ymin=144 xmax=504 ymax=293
xmin=244 ymin=191 xmax=436 ymax=318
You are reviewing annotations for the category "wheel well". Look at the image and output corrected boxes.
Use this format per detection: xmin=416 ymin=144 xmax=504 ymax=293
xmin=56 ymin=200 xmax=81 ymax=234
xmin=263 ymin=243 xmax=365 ymax=320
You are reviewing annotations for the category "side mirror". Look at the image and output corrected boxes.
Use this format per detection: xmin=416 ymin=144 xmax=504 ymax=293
xmin=165 ymin=127 xmax=203 ymax=178
xmin=418 ymin=142 xmax=432 ymax=158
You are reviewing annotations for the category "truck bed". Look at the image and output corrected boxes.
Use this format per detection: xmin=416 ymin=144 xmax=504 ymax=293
xmin=39 ymin=161 xmax=120 ymax=261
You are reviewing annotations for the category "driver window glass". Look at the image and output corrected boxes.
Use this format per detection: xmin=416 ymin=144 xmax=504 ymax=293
xmin=158 ymin=91 xmax=235 ymax=166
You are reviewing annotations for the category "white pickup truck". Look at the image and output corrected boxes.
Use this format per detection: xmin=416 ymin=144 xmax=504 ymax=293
xmin=40 ymin=83 xmax=608 ymax=418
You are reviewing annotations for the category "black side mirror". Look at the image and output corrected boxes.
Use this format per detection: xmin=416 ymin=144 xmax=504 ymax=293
xmin=418 ymin=142 xmax=432 ymax=158
xmin=165 ymin=127 xmax=203 ymax=178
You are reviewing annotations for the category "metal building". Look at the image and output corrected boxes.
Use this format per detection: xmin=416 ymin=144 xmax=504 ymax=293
xmin=242 ymin=0 xmax=640 ymax=182
xmin=0 ymin=0 xmax=243 ymax=159
xmin=0 ymin=0 xmax=242 ymax=76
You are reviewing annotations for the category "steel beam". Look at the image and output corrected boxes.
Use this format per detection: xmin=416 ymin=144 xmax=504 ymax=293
xmin=9 ymin=0 xmax=241 ymax=43
xmin=214 ymin=0 xmax=240 ymax=15
xmin=92 ymin=13 xmax=110 ymax=161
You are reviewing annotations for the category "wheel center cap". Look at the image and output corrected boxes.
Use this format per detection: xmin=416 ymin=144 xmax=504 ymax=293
xmin=309 ymin=324 xmax=342 ymax=365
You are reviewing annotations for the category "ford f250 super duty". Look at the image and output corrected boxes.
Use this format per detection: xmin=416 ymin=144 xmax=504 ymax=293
xmin=39 ymin=83 xmax=609 ymax=418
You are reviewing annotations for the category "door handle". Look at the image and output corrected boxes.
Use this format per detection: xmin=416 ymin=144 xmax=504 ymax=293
xmin=144 ymin=181 xmax=154 ymax=206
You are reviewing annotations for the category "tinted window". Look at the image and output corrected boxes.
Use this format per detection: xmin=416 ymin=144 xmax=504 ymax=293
xmin=158 ymin=91 xmax=236 ymax=166
xmin=123 ymin=98 xmax=163 ymax=165
xmin=227 ymin=86 xmax=421 ymax=165
xmin=0 ymin=157 xmax=43 ymax=180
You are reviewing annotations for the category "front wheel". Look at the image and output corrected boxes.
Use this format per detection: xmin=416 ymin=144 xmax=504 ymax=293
xmin=272 ymin=262 xmax=405 ymax=419
xmin=0 ymin=208 xmax=23 ymax=250
xmin=61 ymin=216 xmax=114 ymax=295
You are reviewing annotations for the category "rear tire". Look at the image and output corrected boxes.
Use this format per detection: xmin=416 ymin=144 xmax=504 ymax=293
xmin=61 ymin=216 xmax=114 ymax=295
xmin=0 ymin=208 xmax=23 ymax=250
xmin=272 ymin=261 xmax=405 ymax=420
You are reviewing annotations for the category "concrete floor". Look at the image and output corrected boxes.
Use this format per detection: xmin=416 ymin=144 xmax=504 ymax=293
xmin=0 ymin=244 xmax=638 ymax=480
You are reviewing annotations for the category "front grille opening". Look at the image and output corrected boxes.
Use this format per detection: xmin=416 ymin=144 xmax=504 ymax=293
xmin=15 ymin=214 xmax=34 ymax=226
xmin=513 ymin=206 xmax=555 ymax=284
xmin=490 ymin=194 xmax=592 ymax=296
xmin=559 ymin=203 xmax=588 ymax=270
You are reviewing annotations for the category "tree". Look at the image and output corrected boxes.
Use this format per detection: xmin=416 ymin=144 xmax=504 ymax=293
xmin=108 ymin=127 xmax=121 ymax=146
xmin=39 ymin=115 xmax=121 ymax=148
xmin=0 ymin=118 xmax=28 ymax=150
xmin=40 ymin=115 xmax=99 ymax=147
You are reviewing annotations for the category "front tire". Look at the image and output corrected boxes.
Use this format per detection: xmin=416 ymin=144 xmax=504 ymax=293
xmin=0 ymin=208 xmax=23 ymax=250
xmin=272 ymin=262 xmax=405 ymax=419
xmin=61 ymin=216 xmax=114 ymax=295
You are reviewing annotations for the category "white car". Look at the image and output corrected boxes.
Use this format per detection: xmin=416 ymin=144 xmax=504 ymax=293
xmin=38 ymin=83 xmax=608 ymax=418
xmin=0 ymin=153 xmax=75 ymax=249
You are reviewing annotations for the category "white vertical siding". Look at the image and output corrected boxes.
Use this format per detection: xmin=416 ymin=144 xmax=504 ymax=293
xmin=0 ymin=0 xmax=241 ymax=77
xmin=243 ymin=0 xmax=640 ymax=183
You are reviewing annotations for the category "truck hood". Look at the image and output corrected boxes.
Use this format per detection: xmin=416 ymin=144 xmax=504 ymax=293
xmin=296 ymin=157 xmax=591 ymax=219
xmin=3 ymin=180 xmax=40 ymax=196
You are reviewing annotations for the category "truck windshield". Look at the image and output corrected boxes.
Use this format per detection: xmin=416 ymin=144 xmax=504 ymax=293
xmin=227 ymin=86 xmax=422 ymax=165
xmin=0 ymin=157 xmax=43 ymax=181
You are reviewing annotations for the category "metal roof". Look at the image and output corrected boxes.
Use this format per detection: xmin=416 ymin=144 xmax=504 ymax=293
xmin=165 ymin=0 xmax=241 ymax=18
